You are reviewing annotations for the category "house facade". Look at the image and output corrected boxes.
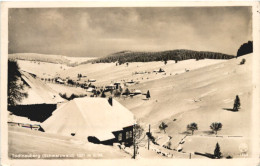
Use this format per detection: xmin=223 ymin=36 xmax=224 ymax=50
xmin=90 ymin=125 xmax=134 ymax=146
xmin=112 ymin=126 xmax=134 ymax=146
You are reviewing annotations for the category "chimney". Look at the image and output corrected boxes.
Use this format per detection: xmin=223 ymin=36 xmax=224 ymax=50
xmin=108 ymin=97 xmax=113 ymax=106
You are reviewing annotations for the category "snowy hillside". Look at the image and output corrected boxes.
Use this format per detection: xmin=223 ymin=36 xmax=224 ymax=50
xmin=58 ymin=58 xmax=227 ymax=86
xmin=117 ymin=54 xmax=252 ymax=158
xmin=9 ymin=53 xmax=253 ymax=159
xmin=119 ymin=54 xmax=252 ymax=136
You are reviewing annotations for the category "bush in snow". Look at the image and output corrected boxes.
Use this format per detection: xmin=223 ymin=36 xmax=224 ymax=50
xmin=240 ymin=58 xmax=246 ymax=65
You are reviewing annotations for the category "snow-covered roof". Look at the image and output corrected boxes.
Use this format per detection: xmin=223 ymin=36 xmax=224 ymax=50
xmin=106 ymin=84 xmax=115 ymax=87
xmin=18 ymin=71 xmax=64 ymax=105
xmin=88 ymin=79 xmax=96 ymax=82
xmin=134 ymin=90 xmax=142 ymax=94
xmin=57 ymin=78 xmax=64 ymax=83
xmin=87 ymin=87 xmax=94 ymax=92
xmin=8 ymin=114 xmax=40 ymax=125
xmin=41 ymin=97 xmax=135 ymax=141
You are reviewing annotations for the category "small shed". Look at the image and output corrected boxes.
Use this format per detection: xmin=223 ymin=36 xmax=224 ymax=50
xmin=56 ymin=78 xmax=64 ymax=84
xmin=88 ymin=79 xmax=96 ymax=82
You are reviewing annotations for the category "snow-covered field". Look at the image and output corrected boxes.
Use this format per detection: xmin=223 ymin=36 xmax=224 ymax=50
xmin=117 ymin=54 xmax=252 ymax=158
xmin=58 ymin=58 xmax=226 ymax=86
xmin=15 ymin=55 xmax=97 ymax=78
xmin=17 ymin=60 xmax=71 ymax=78
xmin=46 ymin=83 xmax=88 ymax=96
xmin=8 ymin=126 xmax=129 ymax=159
xmin=119 ymin=54 xmax=252 ymax=135
xmin=9 ymin=54 xmax=253 ymax=159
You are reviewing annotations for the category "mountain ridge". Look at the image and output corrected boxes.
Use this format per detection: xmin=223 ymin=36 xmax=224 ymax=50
xmin=90 ymin=49 xmax=234 ymax=64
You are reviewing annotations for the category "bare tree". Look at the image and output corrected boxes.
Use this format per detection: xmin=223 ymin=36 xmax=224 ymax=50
xmin=132 ymin=123 xmax=146 ymax=159
xmin=210 ymin=122 xmax=223 ymax=135
xmin=159 ymin=122 xmax=168 ymax=133
xmin=187 ymin=122 xmax=198 ymax=135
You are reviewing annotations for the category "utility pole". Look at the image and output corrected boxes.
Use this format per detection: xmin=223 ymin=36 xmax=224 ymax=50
xmin=133 ymin=124 xmax=136 ymax=159
xmin=148 ymin=124 xmax=151 ymax=150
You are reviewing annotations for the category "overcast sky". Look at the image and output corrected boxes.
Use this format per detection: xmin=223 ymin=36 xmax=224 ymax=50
xmin=8 ymin=7 xmax=252 ymax=57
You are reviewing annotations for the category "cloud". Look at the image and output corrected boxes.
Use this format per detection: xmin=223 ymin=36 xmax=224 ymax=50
xmin=8 ymin=7 xmax=252 ymax=57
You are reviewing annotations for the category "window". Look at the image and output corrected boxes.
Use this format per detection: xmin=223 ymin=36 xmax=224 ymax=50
xmin=118 ymin=133 xmax=122 ymax=141
xmin=129 ymin=131 xmax=133 ymax=138
xmin=126 ymin=131 xmax=129 ymax=139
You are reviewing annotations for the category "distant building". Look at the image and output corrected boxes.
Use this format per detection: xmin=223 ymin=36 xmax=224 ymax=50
xmin=133 ymin=90 xmax=142 ymax=95
xmin=87 ymin=87 xmax=95 ymax=92
xmin=56 ymin=78 xmax=64 ymax=84
xmin=41 ymin=97 xmax=135 ymax=146
xmin=88 ymin=79 xmax=96 ymax=82
xmin=105 ymin=84 xmax=116 ymax=90
xmin=114 ymin=82 xmax=121 ymax=89
xmin=153 ymin=68 xmax=165 ymax=73
xmin=126 ymin=80 xmax=135 ymax=84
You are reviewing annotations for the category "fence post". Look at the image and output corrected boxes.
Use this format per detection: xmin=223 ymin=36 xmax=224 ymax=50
xmin=148 ymin=124 xmax=150 ymax=150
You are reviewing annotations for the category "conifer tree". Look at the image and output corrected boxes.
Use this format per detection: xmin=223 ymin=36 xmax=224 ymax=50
xmin=214 ymin=142 xmax=222 ymax=159
xmin=8 ymin=60 xmax=28 ymax=106
xmin=146 ymin=90 xmax=151 ymax=99
xmin=233 ymin=95 xmax=241 ymax=111
xmin=124 ymin=88 xmax=130 ymax=96
xmin=101 ymin=91 xmax=106 ymax=98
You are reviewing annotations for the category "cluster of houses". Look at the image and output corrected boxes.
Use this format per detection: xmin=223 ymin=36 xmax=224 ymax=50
xmin=40 ymin=76 xmax=100 ymax=94
xmin=132 ymin=68 xmax=165 ymax=76
xmin=105 ymin=82 xmax=121 ymax=91
xmin=39 ymin=72 xmax=97 ymax=88
xmin=42 ymin=75 xmax=142 ymax=99
xmin=55 ymin=77 xmax=96 ymax=85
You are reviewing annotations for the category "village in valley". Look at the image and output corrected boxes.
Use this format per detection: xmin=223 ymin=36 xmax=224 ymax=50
xmin=8 ymin=48 xmax=253 ymax=159
xmin=6 ymin=7 xmax=253 ymax=160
